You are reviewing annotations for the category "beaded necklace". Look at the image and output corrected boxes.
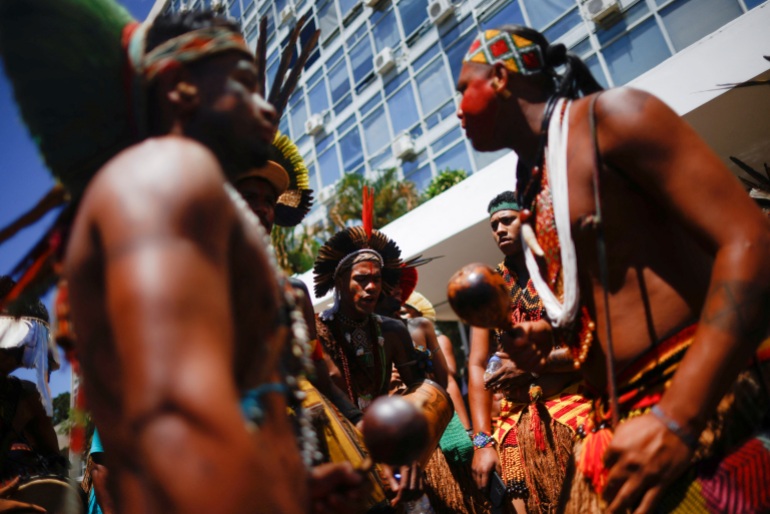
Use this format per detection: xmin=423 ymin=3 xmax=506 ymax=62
xmin=515 ymin=101 xmax=596 ymax=369
xmin=496 ymin=259 xmax=545 ymax=325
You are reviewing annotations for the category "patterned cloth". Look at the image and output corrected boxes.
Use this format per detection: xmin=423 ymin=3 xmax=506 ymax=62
xmin=495 ymin=259 xmax=545 ymax=326
xmin=493 ymin=383 xmax=591 ymax=510
xmin=140 ymin=26 xmax=251 ymax=82
xmin=463 ymin=30 xmax=544 ymax=76
xmin=565 ymin=333 xmax=770 ymax=514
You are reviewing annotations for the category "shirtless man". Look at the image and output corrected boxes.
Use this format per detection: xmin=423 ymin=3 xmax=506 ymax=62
xmin=64 ymin=11 xmax=355 ymax=514
xmin=456 ymin=25 xmax=770 ymax=513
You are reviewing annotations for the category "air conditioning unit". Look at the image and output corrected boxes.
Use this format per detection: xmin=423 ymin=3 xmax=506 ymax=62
xmin=279 ymin=4 xmax=295 ymax=25
xmin=364 ymin=0 xmax=381 ymax=7
xmin=373 ymin=47 xmax=396 ymax=75
xmin=583 ymin=0 xmax=620 ymax=24
xmin=318 ymin=184 xmax=335 ymax=204
xmin=427 ymin=0 xmax=454 ymax=25
xmin=392 ymin=133 xmax=416 ymax=160
xmin=305 ymin=113 xmax=325 ymax=136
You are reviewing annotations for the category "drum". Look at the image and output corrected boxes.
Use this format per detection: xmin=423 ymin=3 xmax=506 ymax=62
xmin=401 ymin=379 xmax=454 ymax=467
xmin=9 ymin=476 xmax=86 ymax=514
xmin=298 ymin=378 xmax=392 ymax=510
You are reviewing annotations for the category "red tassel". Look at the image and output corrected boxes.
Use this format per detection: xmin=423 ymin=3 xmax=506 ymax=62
xmin=528 ymin=384 xmax=545 ymax=451
xmin=362 ymin=186 xmax=374 ymax=241
xmin=577 ymin=427 xmax=613 ymax=494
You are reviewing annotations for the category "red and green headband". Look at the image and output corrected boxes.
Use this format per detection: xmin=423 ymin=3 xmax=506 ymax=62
xmin=463 ymin=30 xmax=544 ymax=76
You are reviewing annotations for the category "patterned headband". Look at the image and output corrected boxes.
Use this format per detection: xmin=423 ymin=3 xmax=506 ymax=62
xmin=141 ymin=26 xmax=251 ymax=81
xmin=463 ymin=30 xmax=545 ymax=76
xmin=489 ymin=200 xmax=521 ymax=216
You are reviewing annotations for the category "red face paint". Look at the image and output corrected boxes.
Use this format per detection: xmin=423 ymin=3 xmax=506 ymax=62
xmin=460 ymin=77 xmax=499 ymax=150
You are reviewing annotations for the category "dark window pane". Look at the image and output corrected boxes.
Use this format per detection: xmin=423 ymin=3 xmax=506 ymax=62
xmin=434 ymin=141 xmax=472 ymax=174
xmin=373 ymin=9 xmax=401 ymax=52
xmin=387 ymin=84 xmax=419 ymax=134
xmin=416 ymin=58 xmax=452 ymax=115
xmin=308 ymin=80 xmax=329 ymax=115
xmin=603 ymin=17 xmax=670 ymax=85
xmin=339 ymin=127 xmax=364 ymax=172
xmin=349 ymin=36 xmax=375 ymax=84
xmin=398 ymin=0 xmax=429 ymax=38
xmin=300 ymin=18 xmax=321 ymax=69
xmin=521 ymin=0 xmax=573 ymax=30
xmin=363 ymin=106 xmax=391 ymax=154
xmin=481 ymin=0 xmax=525 ymax=29
xmin=444 ymin=31 xmax=476 ymax=83
xmin=660 ymin=0 xmax=741 ymax=52
xmin=745 ymin=0 xmax=766 ymax=8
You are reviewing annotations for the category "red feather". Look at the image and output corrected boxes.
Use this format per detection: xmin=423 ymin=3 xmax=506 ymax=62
xmin=362 ymin=186 xmax=374 ymax=241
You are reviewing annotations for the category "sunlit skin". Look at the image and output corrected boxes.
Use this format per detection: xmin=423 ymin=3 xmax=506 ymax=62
xmin=337 ymin=261 xmax=382 ymax=320
xmin=490 ymin=209 xmax=522 ymax=257
xmin=456 ymin=46 xmax=770 ymax=513
xmin=236 ymin=176 xmax=277 ymax=233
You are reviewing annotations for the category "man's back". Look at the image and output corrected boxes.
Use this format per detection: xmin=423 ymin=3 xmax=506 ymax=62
xmin=66 ymin=136 xmax=305 ymax=513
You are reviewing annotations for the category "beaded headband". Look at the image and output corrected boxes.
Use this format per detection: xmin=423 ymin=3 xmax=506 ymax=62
xmin=488 ymin=200 xmax=521 ymax=216
xmin=140 ymin=26 xmax=251 ymax=82
xmin=463 ymin=30 xmax=544 ymax=76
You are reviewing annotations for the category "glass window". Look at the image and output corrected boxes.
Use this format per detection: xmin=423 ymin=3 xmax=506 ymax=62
xmin=267 ymin=56 xmax=279 ymax=94
xmin=229 ymin=0 xmax=241 ymax=19
xmin=416 ymin=58 xmax=453 ymax=115
xmin=439 ymin=15 xmax=473 ymax=47
xmin=406 ymin=164 xmax=433 ymax=192
xmin=318 ymin=145 xmax=341 ymax=186
xmin=434 ymin=141 xmax=472 ymax=175
xmin=431 ymin=126 xmax=463 ymax=153
xmin=275 ymin=0 xmax=287 ymax=14
xmin=744 ymin=0 xmax=766 ymax=8
xmin=328 ymin=59 xmax=351 ymax=105
xmin=660 ymin=0 xmax=742 ymax=52
xmin=424 ymin=99 xmax=455 ymax=130
xmin=369 ymin=147 xmax=392 ymax=170
xmin=603 ymin=17 xmax=670 ymax=85
xmin=543 ymin=8 xmax=582 ymax=42
xmin=339 ymin=127 xmax=364 ymax=172
xmin=384 ymin=70 xmax=409 ymax=95
xmin=481 ymin=0 xmax=525 ymax=29
xmin=289 ymin=97 xmax=308 ymax=139
xmin=349 ymin=36 xmax=375 ymax=84
xmin=300 ymin=18 xmax=321 ymax=69
xmin=319 ymin=0 xmax=340 ymax=40
xmin=596 ymin=1 xmax=650 ymax=46
xmin=387 ymin=84 xmax=420 ymax=134
xmin=413 ymin=45 xmax=440 ymax=71
xmin=308 ymin=80 xmax=329 ymax=115
xmin=307 ymin=162 xmax=319 ymax=193
xmin=585 ymin=54 xmax=609 ymax=89
xmin=444 ymin=31 xmax=476 ymax=83
xmin=339 ymin=0 xmax=359 ymax=19
xmin=521 ymin=0 xmax=573 ymax=30
xmin=398 ymin=0 xmax=429 ymax=38
xmin=473 ymin=147 xmax=509 ymax=171
xmin=363 ymin=106 xmax=391 ymax=154
xmin=361 ymin=92 xmax=383 ymax=117
xmin=373 ymin=9 xmax=400 ymax=52
xmin=279 ymin=116 xmax=290 ymax=139
xmin=243 ymin=0 xmax=255 ymax=19
xmin=570 ymin=37 xmax=593 ymax=58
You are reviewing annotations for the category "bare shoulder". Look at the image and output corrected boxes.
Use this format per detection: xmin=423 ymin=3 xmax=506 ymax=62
xmin=379 ymin=315 xmax=408 ymax=335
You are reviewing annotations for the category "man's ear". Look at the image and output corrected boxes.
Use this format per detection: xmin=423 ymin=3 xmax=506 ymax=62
xmin=491 ymin=63 xmax=512 ymax=98
xmin=156 ymin=66 xmax=201 ymax=116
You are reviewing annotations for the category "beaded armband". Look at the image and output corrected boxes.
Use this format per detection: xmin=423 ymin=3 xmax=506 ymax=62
xmin=472 ymin=431 xmax=496 ymax=450
xmin=650 ymin=405 xmax=698 ymax=451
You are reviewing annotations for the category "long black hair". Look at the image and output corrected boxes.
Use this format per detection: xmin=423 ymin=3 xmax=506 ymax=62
xmin=497 ymin=24 xmax=603 ymax=99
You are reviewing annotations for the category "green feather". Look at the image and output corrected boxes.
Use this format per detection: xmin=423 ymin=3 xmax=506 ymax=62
xmin=0 ymin=0 xmax=137 ymax=198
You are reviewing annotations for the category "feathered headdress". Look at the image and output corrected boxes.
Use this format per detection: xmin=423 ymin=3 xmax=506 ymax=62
xmin=0 ymin=0 xmax=137 ymax=199
xmin=270 ymin=132 xmax=315 ymax=227
xmin=405 ymin=291 xmax=437 ymax=322
xmin=314 ymin=187 xmax=402 ymax=297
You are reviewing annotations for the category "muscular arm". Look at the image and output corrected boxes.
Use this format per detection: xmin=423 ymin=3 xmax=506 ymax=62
xmin=385 ymin=318 xmax=421 ymax=387
xmin=415 ymin=319 xmax=448 ymax=389
xmin=596 ymin=89 xmax=770 ymax=512
xmin=69 ymin=141 xmax=305 ymax=514
xmin=468 ymin=326 xmax=499 ymax=489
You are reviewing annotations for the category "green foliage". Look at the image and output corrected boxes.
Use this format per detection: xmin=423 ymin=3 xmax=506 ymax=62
xmin=271 ymin=224 xmax=324 ymax=275
xmin=328 ymin=168 xmax=420 ymax=230
xmin=52 ymin=392 xmax=71 ymax=426
xmin=422 ymin=169 xmax=468 ymax=201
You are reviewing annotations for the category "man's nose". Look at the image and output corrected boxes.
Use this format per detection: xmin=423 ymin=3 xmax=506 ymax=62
xmin=252 ymin=93 xmax=277 ymax=126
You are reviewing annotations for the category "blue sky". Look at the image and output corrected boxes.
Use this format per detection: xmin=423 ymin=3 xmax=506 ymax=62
xmin=1 ymin=0 xmax=155 ymax=398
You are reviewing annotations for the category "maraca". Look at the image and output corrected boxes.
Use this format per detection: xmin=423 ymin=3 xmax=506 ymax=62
xmin=361 ymin=395 xmax=428 ymax=467
xmin=447 ymin=263 xmax=511 ymax=330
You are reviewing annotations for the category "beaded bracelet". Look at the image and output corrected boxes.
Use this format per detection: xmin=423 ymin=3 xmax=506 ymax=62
xmin=472 ymin=431 xmax=496 ymax=450
xmin=650 ymin=405 xmax=698 ymax=451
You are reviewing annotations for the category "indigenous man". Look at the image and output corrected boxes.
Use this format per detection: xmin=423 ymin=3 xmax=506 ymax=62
xmin=313 ymin=225 xmax=426 ymax=506
xmin=467 ymin=192 xmax=587 ymax=513
xmin=457 ymin=25 xmax=770 ymax=513
xmin=0 ymin=277 xmax=64 ymax=513
xmin=1 ymin=3 xmax=362 ymax=512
